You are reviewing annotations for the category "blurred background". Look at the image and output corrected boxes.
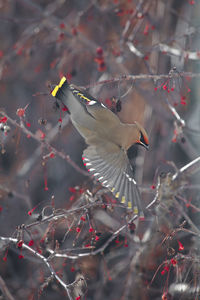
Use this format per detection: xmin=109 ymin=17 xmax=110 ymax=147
xmin=0 ymin=0 xmax=200 ymax=299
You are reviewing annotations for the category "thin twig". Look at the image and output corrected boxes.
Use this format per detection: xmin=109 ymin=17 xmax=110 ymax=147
xmin=0 ymin=236 xmax=73 ymax=300
xmin=84 ymin=72 xmax=200 ymax=89
xmin=172 ymin=157 xmax=200 ymax=181
xmin=0 ymin=111 xmax=89 ymax=177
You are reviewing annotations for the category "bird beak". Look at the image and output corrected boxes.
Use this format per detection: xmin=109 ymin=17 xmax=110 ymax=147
xmin=136 ymin=142 xmax=149 ymax=150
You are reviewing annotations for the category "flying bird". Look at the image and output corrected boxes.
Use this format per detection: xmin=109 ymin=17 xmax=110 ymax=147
xmin=51 ymin=77 xmax=149 ymax=215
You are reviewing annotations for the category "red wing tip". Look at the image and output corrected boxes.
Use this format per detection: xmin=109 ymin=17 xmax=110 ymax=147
xmin=82 ymin=156 xmax=89 ymax=161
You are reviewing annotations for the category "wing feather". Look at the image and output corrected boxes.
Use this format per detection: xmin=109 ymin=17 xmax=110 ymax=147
xmin=83 ymin=143 xmax=143 ymax=215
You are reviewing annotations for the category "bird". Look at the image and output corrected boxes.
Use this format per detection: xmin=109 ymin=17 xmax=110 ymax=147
xmin=51 ymin=77 xmax=149 ymax=215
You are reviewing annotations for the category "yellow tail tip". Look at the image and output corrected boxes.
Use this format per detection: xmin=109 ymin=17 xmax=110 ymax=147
xmin=51 ymin=76 xmax=67 ymax=97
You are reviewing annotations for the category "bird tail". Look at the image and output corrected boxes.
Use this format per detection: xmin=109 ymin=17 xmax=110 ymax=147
xmin=51 ymin=76 xmax=86 ymax=118
xmin=51 ymin=77 xmax=99 ymax=136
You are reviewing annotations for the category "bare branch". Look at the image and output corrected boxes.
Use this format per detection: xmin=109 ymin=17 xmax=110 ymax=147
xmin=172 ymin=157 xmax=200 ymax=181
xmin=0 ymin=236 xmax=73 ymax=300
xmin=0 ymin=111 xmax=89 ymax=177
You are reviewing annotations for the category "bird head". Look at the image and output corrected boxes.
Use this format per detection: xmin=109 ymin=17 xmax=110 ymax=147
xmin=134 ymin=121 xmax=149 ymax=150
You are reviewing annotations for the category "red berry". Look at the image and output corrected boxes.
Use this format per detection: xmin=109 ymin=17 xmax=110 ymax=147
xmin=16 ymin=108 xmax=25 ymax=117
xmin=96 ymin=47 xmax=103 ymax=56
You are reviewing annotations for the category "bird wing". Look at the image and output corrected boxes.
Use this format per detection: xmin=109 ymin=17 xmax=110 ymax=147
xmin=82 ymin=142 xmax=143 ymax=215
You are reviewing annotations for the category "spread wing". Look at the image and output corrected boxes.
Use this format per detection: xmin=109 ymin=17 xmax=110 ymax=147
xmin=82 ymin=142 xmax=143 ymax=215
